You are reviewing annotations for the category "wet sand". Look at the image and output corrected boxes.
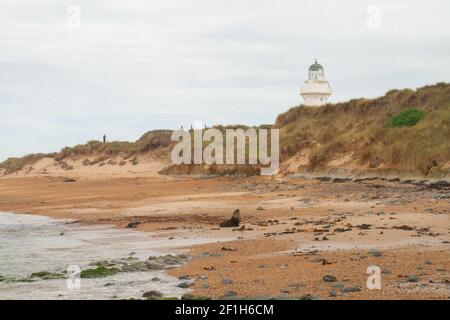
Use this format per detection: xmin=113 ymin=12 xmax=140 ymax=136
xmin=0 ymin=174 xmax=448 ymax=299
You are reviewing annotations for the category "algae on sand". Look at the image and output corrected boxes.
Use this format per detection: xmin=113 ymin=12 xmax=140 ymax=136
xmin=80 ymin=266 xmax=120 ymax=278
xmin=30 ymin=271 xmax=65 ymax=280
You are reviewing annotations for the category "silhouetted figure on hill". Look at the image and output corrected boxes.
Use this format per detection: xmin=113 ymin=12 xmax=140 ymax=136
xmin=103 ymin=134 xmax=106 ymax=143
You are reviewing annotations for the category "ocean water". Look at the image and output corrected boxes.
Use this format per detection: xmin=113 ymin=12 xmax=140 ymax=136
xmin=0 ymin=212 xmax=203 ymax=300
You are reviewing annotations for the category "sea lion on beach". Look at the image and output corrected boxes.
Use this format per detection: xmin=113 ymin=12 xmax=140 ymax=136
xmin=220 ymin=209 xmax=240 ymax=228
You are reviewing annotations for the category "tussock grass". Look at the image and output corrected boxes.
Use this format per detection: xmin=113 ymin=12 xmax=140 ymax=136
xmin=0 ymin=154 xmax=52 ymax=175
xmin=0 ymin=130 xmax=174 ymax=174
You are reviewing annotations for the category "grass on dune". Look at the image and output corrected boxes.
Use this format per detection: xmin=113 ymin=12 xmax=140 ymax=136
xmin=1 ymin=83 xmax=449 ymax=177
xmin=276 ymin=82 xmax=450 ymax=174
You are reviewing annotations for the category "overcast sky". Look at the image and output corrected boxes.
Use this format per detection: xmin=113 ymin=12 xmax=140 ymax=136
xmin=0 ymin=0 xmax=449 ymax=161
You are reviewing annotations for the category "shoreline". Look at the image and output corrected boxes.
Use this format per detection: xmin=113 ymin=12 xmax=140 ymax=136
xmin=0 ymin=174 xmax=449 ymax=299
xmin=0 ymin=211 xmax=205 ymax=300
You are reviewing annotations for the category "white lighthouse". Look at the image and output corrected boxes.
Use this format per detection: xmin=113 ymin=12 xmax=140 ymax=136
xmin=300 ymin=60 xmax=332 ymax=107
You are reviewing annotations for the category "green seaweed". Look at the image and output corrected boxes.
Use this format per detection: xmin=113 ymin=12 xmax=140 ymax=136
xmin=30 ymin=271 xmax=65 ymax=280
xmin=80 ymin=266 xmax=120 ymax=278
xmin=15 ymin=277 xmax=36 ymax=283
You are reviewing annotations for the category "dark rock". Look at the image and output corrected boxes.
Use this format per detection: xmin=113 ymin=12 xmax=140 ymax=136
xmin=406 ymin=275 xmax=419 ymax=282
xmin=177 ymin=281 xmax=192 ymax=288
xmin=393 ymin=225 xmax=414 ymax=231
xmin=368 ymin=249 xmax=382 ymax=257
xmin=381 ymin=268 xmax=391 ymax=274
xmin=221 ymin=247 xmax=237 ymax=252
xmin=162 ymin=255 xmax=184 ymax=265
xmin=316 ymin=177 xmax=332 ymax=182
xmin=143 ymin=290 xmax=163 ymax=298
xmin=298 ymin=294 xmax=318 ymax=300
xmin=332 ymin=177 xmax=352 ymax=183
xmin=340 ymin=286 xmax=361 ymax=293
xmin=144 ymin=262 xmax=165 ymax=270
xmin=428 ymin=180 xmax=450 ymax=190
xmin=223 ymin=291 xmax=237 ymax=297
xmin=122 ymin=261 xmax=153 ymax=272
xmin=323 ymin=275 xmax=337 ymax=282
xmin=200 ymin=252 xmax=222 ymax=258
xmin=181 ymin=293 xmax=210 ymax=300
xmin=311 ymin=257 xmax=331 ymax=265
xmin=334 ymin=227 xmax=352 ymax=233
xmin=126 ymin=221 xmax=141 ymax=229
xmin=220 ymin=209 xmax=241 ymax=228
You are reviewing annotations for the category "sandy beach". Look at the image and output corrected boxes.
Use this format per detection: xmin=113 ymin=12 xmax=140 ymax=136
xmin=1 ymin=169 xmax=448 ymax=300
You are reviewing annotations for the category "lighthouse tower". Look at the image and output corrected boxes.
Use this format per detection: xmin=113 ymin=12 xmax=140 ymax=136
xmin=300 ymin=60 xmax=332 ymax=106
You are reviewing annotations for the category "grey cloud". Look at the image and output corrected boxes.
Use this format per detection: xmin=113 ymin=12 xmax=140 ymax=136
xmin=0 ymin=0 xmax=449 ymax=161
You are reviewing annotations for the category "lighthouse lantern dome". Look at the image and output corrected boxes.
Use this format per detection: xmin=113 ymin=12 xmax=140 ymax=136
xmin=308 ymin=60 xmax=325 ymax=80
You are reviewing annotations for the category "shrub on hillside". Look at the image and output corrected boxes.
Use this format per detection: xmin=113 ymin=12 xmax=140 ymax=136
xmin=389 ymin=108 xmax=424 ymax=127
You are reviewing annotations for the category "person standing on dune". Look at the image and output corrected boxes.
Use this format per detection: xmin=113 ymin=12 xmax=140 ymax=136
xmin=103 ymin=134 xmax=106 ymax=143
